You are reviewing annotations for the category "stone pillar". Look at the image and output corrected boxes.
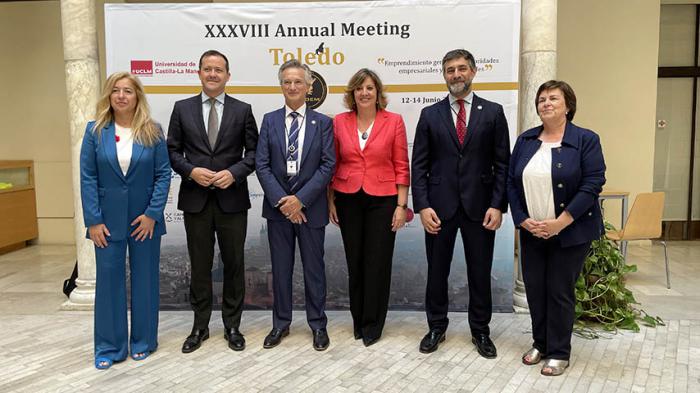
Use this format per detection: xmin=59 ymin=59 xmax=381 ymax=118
xmin=513 ymin=0 xmax=558 ymax=313
xmin=60 ymin=0 xmax=101 ymax=310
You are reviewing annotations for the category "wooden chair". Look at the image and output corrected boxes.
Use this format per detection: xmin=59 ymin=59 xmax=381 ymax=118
xmin=605 ymin=192 xmax=670 ymax=288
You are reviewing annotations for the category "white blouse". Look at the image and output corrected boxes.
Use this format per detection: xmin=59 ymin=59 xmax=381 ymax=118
xmin=522 ymin=141 xmax=561 ymax=221
xmin=358 ymin=121 xmax=374 ymax=151
xmin=115 ymin=124 xmax=134 ymax=176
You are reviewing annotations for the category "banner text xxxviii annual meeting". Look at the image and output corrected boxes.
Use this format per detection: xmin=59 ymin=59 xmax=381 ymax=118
xmin=204 ymin=22 xmax=412 ymax=40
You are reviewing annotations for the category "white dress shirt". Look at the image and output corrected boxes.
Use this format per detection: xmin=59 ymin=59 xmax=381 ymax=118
xmin=448 ymin=91 xmax=474 ymax=128
xmin=115 ymin=124 xmax=134 ymax=176
xmin=522 ymin=141 xmax=561 ymax=221
xmin=284 ymin=104 xmax=307 ymax=164
xmin=358 ymin=121 xmax=374 ymax=151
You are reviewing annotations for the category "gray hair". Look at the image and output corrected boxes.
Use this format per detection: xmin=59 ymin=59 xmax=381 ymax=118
xmin=278 ymin=59 xmax=314 ymax=85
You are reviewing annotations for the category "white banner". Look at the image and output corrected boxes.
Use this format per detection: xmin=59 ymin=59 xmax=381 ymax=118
xmin=105 ymin=0 xmax=520 ymax=311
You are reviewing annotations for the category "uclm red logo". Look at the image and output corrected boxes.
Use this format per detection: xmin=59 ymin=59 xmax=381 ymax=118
xmin=131 ymin=60 xmax=153 ymax=76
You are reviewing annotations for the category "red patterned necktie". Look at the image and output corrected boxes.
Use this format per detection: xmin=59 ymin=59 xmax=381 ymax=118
xmin=456 ymin=99 xmax=467 ymax=145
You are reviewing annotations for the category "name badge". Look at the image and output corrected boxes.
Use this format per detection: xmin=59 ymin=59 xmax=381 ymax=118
xmin=286 ymin=160 xmax=298 ymax=176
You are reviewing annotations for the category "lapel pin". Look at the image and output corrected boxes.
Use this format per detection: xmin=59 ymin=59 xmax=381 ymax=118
xmin=477 ymin=105 xmax=483 ymax=110
xmin=312 ymin=120 xmax=316 ymax=125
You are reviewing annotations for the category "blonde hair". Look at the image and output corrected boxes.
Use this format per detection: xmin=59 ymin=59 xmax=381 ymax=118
xmin=93 ymin=72 xmax=161 ymax=146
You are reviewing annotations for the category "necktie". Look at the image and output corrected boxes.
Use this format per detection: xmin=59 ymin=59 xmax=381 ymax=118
xmin=287 ymin=112 xmax=300 ymax=191
xmin=456 ymin=99 xmax=467 ymax=145
xmin=208 ymin=97 xmax=219 ymax=148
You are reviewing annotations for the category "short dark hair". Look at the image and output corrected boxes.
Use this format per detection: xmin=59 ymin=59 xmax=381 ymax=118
xmin=199 ymin=50 xmax=229 ymax=72
xmin=535 ymin=80 xmax=577 ymax=121
xmin=343 ymin=68 xmax=388 ymax=111
xmin=442 ymin=49 xmax=476 ymax=72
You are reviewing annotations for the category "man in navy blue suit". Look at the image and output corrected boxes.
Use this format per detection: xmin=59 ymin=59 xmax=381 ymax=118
xmin=255 ymin=59 xmax=335 ymax=351
xmin=411 ymin=49 xmax=511 ymax=357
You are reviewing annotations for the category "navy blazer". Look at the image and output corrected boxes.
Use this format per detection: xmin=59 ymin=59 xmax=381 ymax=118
xmin=507 ymin=121 xmax=606 ymax=247
xmin=80 ymin=121 xmax=171 ymax=241
xmin=167 ymin=94 xmax=258 ymax=214
xmin=411 ymin=94 xmax=511 ymax=221
xmin=255 ymin=107 xmax=336 ymax=228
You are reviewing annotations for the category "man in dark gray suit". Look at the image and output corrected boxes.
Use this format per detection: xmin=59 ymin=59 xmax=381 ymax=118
xmin=167 ymin=50 xmax=258 ymax=353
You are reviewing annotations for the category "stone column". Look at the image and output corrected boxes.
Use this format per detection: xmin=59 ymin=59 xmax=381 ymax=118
xmin=60 ymin=0 xmax=101 ymax=310
xmin=513 ymin=0 xmax=558 ymax=313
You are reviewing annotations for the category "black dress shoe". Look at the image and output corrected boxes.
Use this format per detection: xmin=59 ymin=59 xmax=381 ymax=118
xmin=263 ymin=328 xmax=289 ymax=349
xmin=182 ymin=328 xmax=209 ymax=354
xmin=353 ymin=329 xmax=362 ymax=340
xmin=362 ymin=335 xmax=380 ymax=347
xmin=224 ymin=328 xmax=245 ymax=351
xmin=472 ymin=334 xmax=497 ymax=359
xmin=312 ymin=329 xmax=330 ymax=351
xmin=419 ymin=329 xmax=445 ymax=353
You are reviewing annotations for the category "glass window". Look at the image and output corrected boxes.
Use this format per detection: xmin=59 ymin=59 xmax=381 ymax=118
xmin=659 ymin=5 xmax=696 ymax=67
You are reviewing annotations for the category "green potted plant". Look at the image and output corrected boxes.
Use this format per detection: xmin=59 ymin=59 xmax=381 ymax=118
xmin=574 ymin=222 xmax=663 ymax=337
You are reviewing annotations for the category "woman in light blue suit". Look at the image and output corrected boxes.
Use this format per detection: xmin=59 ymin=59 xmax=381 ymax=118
xmin=80 ymin=72 xmax=171 ymax=369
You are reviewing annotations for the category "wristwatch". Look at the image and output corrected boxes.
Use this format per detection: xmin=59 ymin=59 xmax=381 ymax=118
xmin=397 ymin=203 xmax=408 ymax=209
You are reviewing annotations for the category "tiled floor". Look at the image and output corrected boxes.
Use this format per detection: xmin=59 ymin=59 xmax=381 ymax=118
xmin=0 ymin=241 xmax=698 ymax=392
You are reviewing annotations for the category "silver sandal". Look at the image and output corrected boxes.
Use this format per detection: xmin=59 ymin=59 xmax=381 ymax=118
xmin=541 ymin=359 xmax=569 ymax=376
xmin=521 ymin=347 xmax=542 ymax=365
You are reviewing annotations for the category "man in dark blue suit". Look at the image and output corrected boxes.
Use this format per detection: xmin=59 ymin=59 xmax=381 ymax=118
xmin=255 ymin=59 xmax=335 ymax=351
xmin=411 ymin=49 xmax=511 ymax=357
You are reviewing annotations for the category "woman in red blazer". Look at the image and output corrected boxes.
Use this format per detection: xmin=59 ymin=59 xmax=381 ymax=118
xmin=329 ymin=68 xmax=410 ymax=346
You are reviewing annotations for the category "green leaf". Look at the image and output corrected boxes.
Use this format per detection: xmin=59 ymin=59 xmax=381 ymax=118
xmin=641 ymin=315 xmax=658 ymax=327
xmin=574 ymin=222 xmax=664 ymax=336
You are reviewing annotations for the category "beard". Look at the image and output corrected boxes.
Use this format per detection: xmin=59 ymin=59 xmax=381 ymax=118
xmin=447 ymin=80 xmax=472 ymax=96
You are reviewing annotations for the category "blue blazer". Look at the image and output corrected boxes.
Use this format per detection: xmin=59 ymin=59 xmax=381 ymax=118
xmin=507 ymin=121 xmax=606 ymax=247
xmin=80 ymin=121 xmax=172 ymax=241
xmin=255 ymin=107 xmax=335 ymax=228
xmin=411 ymin=94 xmax=511 ymax=221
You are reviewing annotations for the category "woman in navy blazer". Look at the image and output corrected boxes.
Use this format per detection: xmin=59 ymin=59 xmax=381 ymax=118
xmin=80 ymin=72 xmax=171 ymax=369
xmin=329 ymin=69 xmax=410 ymax=346
xmin=507 ymin=80 xmax=606 ymax=376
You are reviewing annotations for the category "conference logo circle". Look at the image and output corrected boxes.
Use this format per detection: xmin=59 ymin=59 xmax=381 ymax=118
xmin=306 ymin=71 xmax=327 ymax=109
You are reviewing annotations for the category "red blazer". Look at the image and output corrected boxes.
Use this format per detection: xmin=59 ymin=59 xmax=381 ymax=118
xmin=331 ymin=110 xmax=410 ymax=196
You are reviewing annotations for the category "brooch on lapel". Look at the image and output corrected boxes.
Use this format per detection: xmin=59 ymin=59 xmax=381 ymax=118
xmin=477 ymin=105 xmax=483 ymax=110
xmin=311 ymin=120 xmax=316 ymax=125
xmin=115 ymin=135 xmax=120 ymax=142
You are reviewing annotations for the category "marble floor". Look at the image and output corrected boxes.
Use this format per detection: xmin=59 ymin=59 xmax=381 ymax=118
xmin=0 ymin=241 xmax=698 ymax=392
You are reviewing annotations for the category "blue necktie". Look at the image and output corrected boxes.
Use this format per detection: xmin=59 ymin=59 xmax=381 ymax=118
xmin=287 ymin=112 xmax=300 ymax=191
